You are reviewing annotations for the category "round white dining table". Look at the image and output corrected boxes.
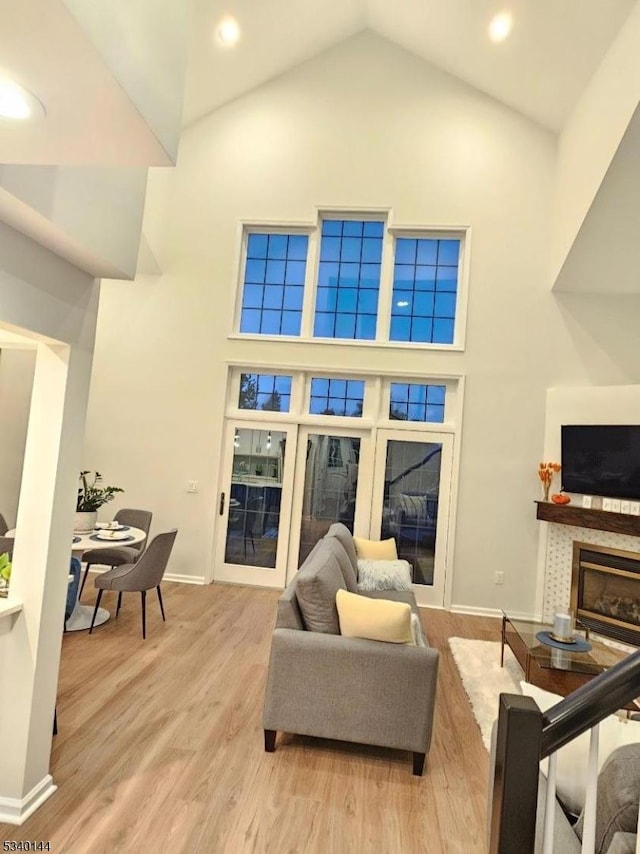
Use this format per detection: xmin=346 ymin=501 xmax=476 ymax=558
xmin=7 ymin=526 xmax=147 ymax=632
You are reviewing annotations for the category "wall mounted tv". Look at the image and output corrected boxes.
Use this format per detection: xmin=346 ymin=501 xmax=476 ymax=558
xmin=561 ymin=425 xmax=640 ymax=500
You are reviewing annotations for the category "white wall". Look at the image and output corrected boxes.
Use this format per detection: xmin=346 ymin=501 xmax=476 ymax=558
xmin=85 ymin=31 xmax=640 ymax=614
xmin=552 ymin=1 xmax=640 ymax=285
xmin=0 ymin=221 xmax=98 ymax=822
xmin=0 ymin=165 xmax=148 ymax=278
xmin=0 ymin=348 xmax=36 ymax=527
xmin=63 ymin=0 xmax=188 ymax=164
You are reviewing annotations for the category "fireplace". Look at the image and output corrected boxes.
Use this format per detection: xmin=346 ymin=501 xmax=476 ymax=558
xmin=571 ymin=541 xmax=640 ymax=646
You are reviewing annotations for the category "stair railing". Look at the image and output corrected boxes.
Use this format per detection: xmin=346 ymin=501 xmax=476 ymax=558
xmin=489 ymin=647 xmax=640 ymax=853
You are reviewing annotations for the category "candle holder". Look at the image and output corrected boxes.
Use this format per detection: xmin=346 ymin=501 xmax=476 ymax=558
xmin=551 ymin=611 xmax=575 ymax=643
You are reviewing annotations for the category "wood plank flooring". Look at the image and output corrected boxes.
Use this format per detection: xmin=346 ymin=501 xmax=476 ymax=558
xmin=0 ymin=583 xmax=502 ymax=853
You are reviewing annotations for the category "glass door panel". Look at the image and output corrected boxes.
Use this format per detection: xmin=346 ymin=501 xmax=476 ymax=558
xmin=214 ymin=421 xmax=296 ymax=588
xmin=371 ymin=429 xmax=453 ymax=607
xmin=288 ymin=427 xmax=373 ymax=581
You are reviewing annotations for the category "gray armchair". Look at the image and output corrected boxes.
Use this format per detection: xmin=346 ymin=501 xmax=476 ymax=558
xmin=80 ymin=508 xmax=152 ymax=597
xmin=89 ymin=528 xmax=177 ymax=639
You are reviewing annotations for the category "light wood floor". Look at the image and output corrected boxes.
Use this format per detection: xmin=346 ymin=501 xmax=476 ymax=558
xmin=0 ymin=583 xmax=501 ymax=853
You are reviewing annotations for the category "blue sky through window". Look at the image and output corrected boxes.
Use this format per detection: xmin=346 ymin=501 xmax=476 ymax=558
xmin=309 ymin=377 xmax=365 ymax=416
xmin=314 ymin=220 xmax=383 ymax=340
xmin=389 ymin=383 xmax=446 ymax=422
xmin=240 ymin=233 xmax=308 ymax=335
xmin=390 ymin=237 xmax=459 ymax=344
xmin=239 ymin=373 xmax=292 ymax=412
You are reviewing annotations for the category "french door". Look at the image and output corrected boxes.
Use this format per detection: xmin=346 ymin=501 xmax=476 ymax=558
xmin=213 ymin=420 xmax=297 ymax=587
xmin=286 ymin=426 xmax=373 ymax=582
xmin=214 ymin=421 xmax=454 ymax=606
xmin=369 ymin=429 xmax=454 ymax=607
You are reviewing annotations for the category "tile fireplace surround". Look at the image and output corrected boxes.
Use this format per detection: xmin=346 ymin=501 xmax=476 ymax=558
xmin=542 ymin=523 xmax=640 ymax=624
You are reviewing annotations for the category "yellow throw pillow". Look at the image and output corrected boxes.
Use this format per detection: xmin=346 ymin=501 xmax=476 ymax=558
xmin=352 ymin=536 xmax=398 ymax=560
xmin=335 ymin=589 xmax=413 ymax=644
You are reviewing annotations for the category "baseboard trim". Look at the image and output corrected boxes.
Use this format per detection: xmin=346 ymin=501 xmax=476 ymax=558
xmin=86 ymin=567 xmax=205 ymax=586
xmin=0 ymin=775 xmax=57 ymax=825
xmin=164 ymin=573 xmax=205 ymax=585
xmin=450 ymin=605 xmax=540 ymax=621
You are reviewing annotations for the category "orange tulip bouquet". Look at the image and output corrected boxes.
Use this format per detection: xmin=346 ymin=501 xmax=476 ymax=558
xmin=538 ymin=462 xmax=561 ymax=502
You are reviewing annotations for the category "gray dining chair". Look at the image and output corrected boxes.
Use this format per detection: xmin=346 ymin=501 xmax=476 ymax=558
xmin=79 ymin=508 xmax=153 ymax=598
xmin=89 ymin=529 xmax=177 ymax=639
xmin=0 ymin=535 xmax=14 ymax=558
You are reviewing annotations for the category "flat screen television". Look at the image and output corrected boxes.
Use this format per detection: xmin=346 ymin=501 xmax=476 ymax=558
xmin=561 ymin=425 xmax=640 ymax=499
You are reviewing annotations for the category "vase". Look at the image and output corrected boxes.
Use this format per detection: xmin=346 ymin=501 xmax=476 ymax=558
xmin=542 ymin=484 xmax=550 ymax=502
xmin=74 ymin=510 xmax=97 ymax=533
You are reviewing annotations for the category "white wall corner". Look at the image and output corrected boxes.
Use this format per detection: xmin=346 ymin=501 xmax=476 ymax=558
xmin=551 ymin=2 xmax=640 ymax=288
xmin=0 ymin=166 xmax=149 ymax=279
xmin=0 ymin=775 xmax=56 ymax=826
xmin=63 ymin=0 xmax=189 ymax=165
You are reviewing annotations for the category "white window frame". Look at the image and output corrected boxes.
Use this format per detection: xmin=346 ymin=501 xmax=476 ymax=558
xmin=228 ymin=211 xmax=471 ymax=352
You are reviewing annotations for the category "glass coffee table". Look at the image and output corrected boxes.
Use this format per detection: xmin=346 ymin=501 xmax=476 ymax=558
xmin=501 ymin=612 xmax=632 ymax=703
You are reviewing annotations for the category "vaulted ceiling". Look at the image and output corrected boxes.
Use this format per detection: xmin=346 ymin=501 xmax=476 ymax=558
xmin=184 ymin=0 xmax=637 ymax=131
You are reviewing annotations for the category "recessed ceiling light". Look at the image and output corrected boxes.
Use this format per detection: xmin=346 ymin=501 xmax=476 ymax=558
xmin=0 ymin=78 xmax=45 ymax=121
xmin=217 ymin=16 xmax=241 ymax=47
xmin=489 ymin=11 xmax=513 ymax=43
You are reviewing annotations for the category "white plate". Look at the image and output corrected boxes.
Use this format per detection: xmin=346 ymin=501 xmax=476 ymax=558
xmin=95 ymin=531 xmax=130 ymax=541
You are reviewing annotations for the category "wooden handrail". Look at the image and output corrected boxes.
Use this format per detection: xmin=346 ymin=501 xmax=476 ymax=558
xmin=541 ymin=647 xmax=640 ymax=758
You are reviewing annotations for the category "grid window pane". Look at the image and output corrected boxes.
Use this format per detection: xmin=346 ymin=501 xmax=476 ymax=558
xmin=388 ymin=383 xmax=446 ymax=423
xmin=313 ymin=220 xmax=383 ymax=340
xmin=238 ymin=373 xmax=292 ymax=412
xmin=389 ymin=237 xmax=460 ymax=344
xmin=310 ymin=377 xmax=364 ymax=417
xmin=240 ymin=232 xmax=308 ymax=335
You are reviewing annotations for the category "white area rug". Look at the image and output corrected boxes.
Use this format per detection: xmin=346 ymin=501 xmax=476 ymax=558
xmin=448 ymin=638 xmax=524 ymax=750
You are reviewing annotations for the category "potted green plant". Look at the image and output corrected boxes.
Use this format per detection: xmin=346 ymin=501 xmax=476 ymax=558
xmin=0 ymin=552 xmax=10 ymax=598
xmin=75 ymin=470 xmax=124 ymax=533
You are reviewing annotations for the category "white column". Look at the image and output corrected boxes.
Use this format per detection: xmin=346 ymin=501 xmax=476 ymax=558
xmin=0 ymin=334 xmax=95 ymax=823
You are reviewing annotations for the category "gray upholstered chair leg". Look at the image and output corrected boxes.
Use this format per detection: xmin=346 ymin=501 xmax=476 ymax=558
xmin=264 ymin=730 xmax=276 ymax=752
xmin=79 ymin=563 xmax=93 ymax=597
xmin=116 ymin=592 xmax=123 ymax=617
xmin=413 ymin=753 xmax=426 ymax=776
xmin=141 ymin=590 xmax=146 ymax=639
xmin=156 ymin=586 xmax=165 ymax=621
xmin=89 ymin=589 xmax=103 ymax=634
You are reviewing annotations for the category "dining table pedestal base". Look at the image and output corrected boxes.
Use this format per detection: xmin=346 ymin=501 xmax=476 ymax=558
xmin=65 ymin=603 xmax=109 ymax=632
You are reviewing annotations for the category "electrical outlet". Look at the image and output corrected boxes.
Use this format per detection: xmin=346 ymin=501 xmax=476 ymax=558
xmin=610 ymin=499 xmax=621 ymax=513
xmin=187 ymin=481 xmax=199 ymax=493
xmin=630 ymin=502 xmax=640 ymax=516
xmin=621 ymin=501 xmax=631 ymax=515
xmin=602 ymin=498 xmax=613 ymax=512
xmin=495 ymin=571 xmax=504 ymax=585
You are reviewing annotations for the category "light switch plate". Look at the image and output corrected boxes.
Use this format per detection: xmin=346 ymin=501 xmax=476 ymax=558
xmin=621 ymin=501 xmax=631 ymax=515
xmin=610 ymin=499 xmax=621 ymax=513
xmin=630 ymin=502 xmax=640 ymax=516
xmin=582 ymin=495 xmax=592 ymax=509
xmin=602 ymin=498 xmax=613 ymax=512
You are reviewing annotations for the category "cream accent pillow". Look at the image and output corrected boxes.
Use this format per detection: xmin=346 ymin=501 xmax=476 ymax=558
xmin=352 ymin=536 xmax=398 ymax=561
xmin=336 ymin=589 xmax=412 ymax=644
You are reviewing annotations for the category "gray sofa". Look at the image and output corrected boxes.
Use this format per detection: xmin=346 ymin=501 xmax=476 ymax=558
xmin=262 ymin=523 xmax=439 ymax=775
